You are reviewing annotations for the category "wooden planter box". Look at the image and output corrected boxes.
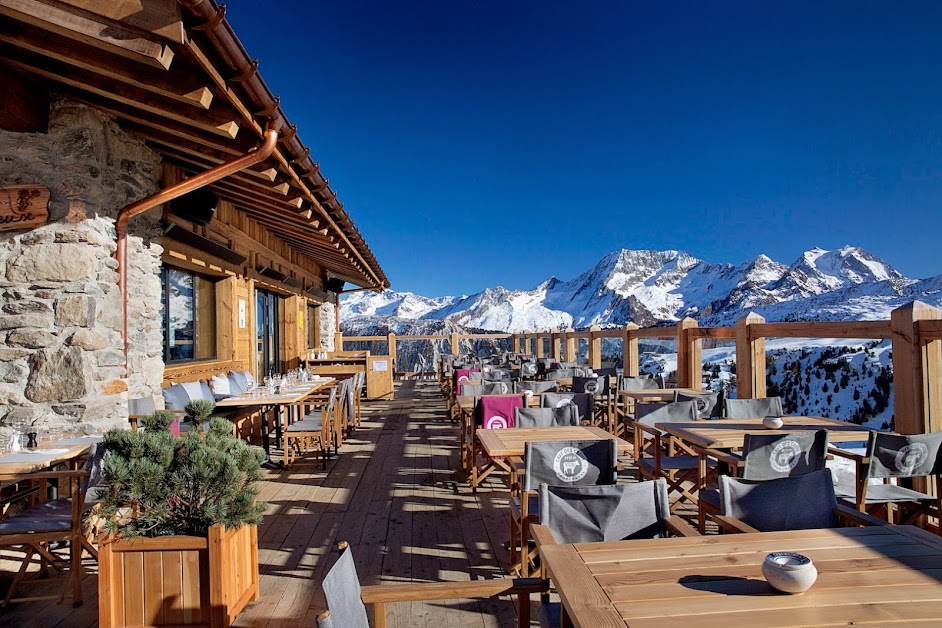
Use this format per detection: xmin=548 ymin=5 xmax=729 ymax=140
xmin=99 ymin=524 xmax=259 ymax=628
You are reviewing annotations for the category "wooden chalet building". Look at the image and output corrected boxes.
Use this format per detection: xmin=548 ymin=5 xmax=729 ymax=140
xmin=0 ymin=0 xmax=388 ymax=435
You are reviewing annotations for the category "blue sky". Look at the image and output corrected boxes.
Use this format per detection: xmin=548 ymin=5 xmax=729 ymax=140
xmin=226 ymin=2 xmax=942 ymax=296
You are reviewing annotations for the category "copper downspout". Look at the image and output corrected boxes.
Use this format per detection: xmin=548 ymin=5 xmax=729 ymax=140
xmin=116 ymin=123 xmax=280 ymax=356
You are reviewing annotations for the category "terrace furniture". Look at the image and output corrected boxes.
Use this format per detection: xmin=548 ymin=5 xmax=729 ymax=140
xmin=283 ymin=385 xmax=338 ymax=469
xmin=572 ymin=375 xmax=611 ymax=428
xmin=531 ymin=478 xmax=699 ymax=627
xmin=698 ymin=429 xmax=829 ymax=532
xmin=634 ymin=401 xmax=708 ymax=510
xmin=514 ymin=380 xmax=558 ymax=394
xmin=471 ymin=425 xmax=629 ymax=491
xmin=460 ymin=381 xmax=513 ymax=396
xmin=456 ymin=393 xmax=541 ymax=474
xmin=830 ymin=430 xmax=942 ymax=525
xmin=127 ymin=395 xmax=157 ymax=430
xmin=513 ymin=406 xmax=579 ymax=428
xmin=316 ymin=542 xmax=543 ymax=628
xmin=0 ymin=443 xmax=105 ymax=607
xmin=537 ymin=523 xmax=942 ymax=627
xmin=674 ymin=388 xmax=724 ymax=419
xmin=510 ymin=439 xmax=619 ymax=576
xmin=540 ymin=392 xmax=594 ymax=425
xmin=722 ymin=395 xmax=784 ymax=419
xmin=716 ymin=469 xmax=886 ymax=533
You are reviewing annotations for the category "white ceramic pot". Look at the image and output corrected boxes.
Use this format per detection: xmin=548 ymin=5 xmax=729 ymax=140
xmin=762 ymin=416 xmax=784 ymax=429
xmin=762 ymin=552 xmax=817 ymax=593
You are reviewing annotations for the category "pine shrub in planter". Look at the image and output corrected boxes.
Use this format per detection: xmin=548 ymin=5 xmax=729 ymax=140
xmin=97 ymin=413 xmax=266 ymax=628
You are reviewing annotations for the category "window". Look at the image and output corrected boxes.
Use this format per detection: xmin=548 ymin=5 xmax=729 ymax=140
xmin=307 ymin=303 xmax=321 ymax=349
xmin=159 ymin=266 xmax=217 ymax=362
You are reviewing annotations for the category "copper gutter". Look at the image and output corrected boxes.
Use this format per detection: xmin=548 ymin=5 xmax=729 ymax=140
xmin=116 ymin=123 xmax=280 ymax=354
xmin=177 ymin=0 xmax=389 ymax=290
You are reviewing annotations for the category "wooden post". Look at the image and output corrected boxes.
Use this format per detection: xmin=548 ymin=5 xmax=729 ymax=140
xmin=535 ymin=330 xmax=545 ymax=358
xmin=564 ymin=328 xmax=576 ymax=364
xmin=551 ymin=331 xmax=561 ymax=361
xmin=676 ymin=318 xmax=700 ymax=389
xmin=451 ymin=332 xmax=460 ymax=356
xmin=891 ymin=301 xmax=942 ymax=435
xmin=588 ymin=326 xmax=602 ymax=370
xmin=387 ymin=332 xmax=397 ymax=376
xmin=735 ymin=312 xmax=766 ymax=399
xmin=623 ymin=323 xmax=639 ymax=376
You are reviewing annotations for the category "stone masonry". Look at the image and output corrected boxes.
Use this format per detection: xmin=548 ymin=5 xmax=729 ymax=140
xmin=319 ymin=300 xmax=336 ymax=351
xmin=0 ymin=97 xmax=164 ymax=437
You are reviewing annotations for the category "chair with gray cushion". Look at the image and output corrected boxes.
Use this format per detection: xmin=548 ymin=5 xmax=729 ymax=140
xmin=716 ymin=469 xmax=883 ymax=533
xmin=722 ymin=396 xmax=784 ymax=419
xmin=316 ymin=542 xmax=541 ymax=628
xmin=831 ymin=430 xmax=942 ymax=525
xmin=540 ymin=392 xmax=593 ymax=425
xmin=546 ymin=368 xmax=575 ymax=382
xmin=520 ymin=361 xmax=540 ymax=378
xmin=510 ymin=439 xmax=618 ymax=576
xmin=674 ymin=389 xmax=724 ymax=419
xmin=613 ymin=375 xmax=661 ymax=437
xmin=0 ymin=443 xmax=106 ymax=607
xmin=284 ymin=386 xmax=337 ymax=469
xmin=698 ymin=430 xmax=829 ymax=532
xmin=460 ymin=381 xmax=512 ymax=396
xmin=634 ymin=401 xmax=710 ymax=511
xmin=128 ymin=395 xmax=157 ymax=430
xmin=514 ymin=406 xmax=579 ymax=428
xmin=515 ymin=380 xmax=558 ymax=394
xmin=531 ymin=479 xmax=698 ymax=626
xmin=481 ymin=367 xmax=514 ymax=382
xmin=572 ymin=375 xmax=610 ymax=428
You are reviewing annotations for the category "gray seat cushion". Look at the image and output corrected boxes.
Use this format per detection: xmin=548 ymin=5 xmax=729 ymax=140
xmin=288 ymin=413 xmax=324 ymax=432
xmin=0 ymin=498 xmax=74 ymax=533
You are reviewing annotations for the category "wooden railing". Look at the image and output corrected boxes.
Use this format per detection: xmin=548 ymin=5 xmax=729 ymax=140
xmin=340 ymin=301 xmax=942 ymax=435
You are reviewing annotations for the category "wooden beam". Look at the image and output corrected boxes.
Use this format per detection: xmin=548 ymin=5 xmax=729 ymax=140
xmin=0 ymin=60 xmax=48 ymax=132
xmin=0 ymin=20 xmax=210 ymax=109
xmin=57 ymin=0 xmax=185 ymax=44
xmin=0 ymin=51 xmax=240 ymax=138
xmin=0 ymin=0 xmax=175 ymax=69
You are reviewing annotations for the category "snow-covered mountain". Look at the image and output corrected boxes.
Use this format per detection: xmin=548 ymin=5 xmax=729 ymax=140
xmin=342 ymin=245 xmax=937 ymax=333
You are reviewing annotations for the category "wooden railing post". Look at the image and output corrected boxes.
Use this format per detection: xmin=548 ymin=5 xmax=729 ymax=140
xmin=551 ymin=331 xmax=561 ymax=361
xmin=891 ymin=301 xmax=942 ymax=435
xmin=523 ymin=330 xmax=531 ymax=355
xmin=387 ymin=332 xmax=397 ymax=375
xmin=623 ymin=323 xmax=639 ymax=376
xmin=451 ymin=332 xmax=460 ymax=356
xmin=564 ymin=328 xmax=576 ymax=364
xmin=588 ymin=326 xmax=602 ymax=370
xmin=334 ymin=331 xmax=343 ymax=353
xmin=676 ymin=318 xmax=700 ymax=388
xmin=735 ymin=312 xmax=766 ymax=399
xmin=535 ymin=331 xmax=545 ymax=358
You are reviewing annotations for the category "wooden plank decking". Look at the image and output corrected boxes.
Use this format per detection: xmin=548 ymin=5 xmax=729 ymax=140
xmin=0 ymin=381 xmax=527 ymax=627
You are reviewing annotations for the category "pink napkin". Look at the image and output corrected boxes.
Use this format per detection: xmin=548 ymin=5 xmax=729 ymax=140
xmin=479 ymin=395 xmax=524 ymax=429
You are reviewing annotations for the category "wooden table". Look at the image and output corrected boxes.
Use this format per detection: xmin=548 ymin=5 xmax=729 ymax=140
xmin=619 ymin=387 xmax=704 ymax=403
xmin=655 ymin=416 xmax=872 ymax=450
xmin=472 ymin=426 xmax=630 ymax=490
xmin=538 ymin=525 xmax=942 ymax=627
xmin=0 ymin=438 xmax=99 ymax=474
xmin=215 ymin=378 xmax=335 ymax=466
xmin=456 ymin=393 xmax=542 ymax=474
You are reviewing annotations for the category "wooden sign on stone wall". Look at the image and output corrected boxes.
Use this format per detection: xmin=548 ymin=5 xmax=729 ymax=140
xmin=0 ymin=185 xmax=49 ymax=231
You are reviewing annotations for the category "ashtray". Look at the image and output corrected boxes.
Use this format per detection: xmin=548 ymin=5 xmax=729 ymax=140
xmin=762 ymin=552 xmax=817 ymax=593
xmin=762 ymin=416 xmax=784 ymax=429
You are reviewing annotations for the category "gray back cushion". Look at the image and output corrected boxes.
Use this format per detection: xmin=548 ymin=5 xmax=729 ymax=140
xmin=520 ymin=361 xmax=539 ymax=377
xmin=572 ymin=375 xmax=607 ymax=395
xmin=635 ymin=401 xmax=699 ymax=428
xmin=128 ymin=396 xmax=156 ymax=416
xmin=674 ymin=390 xmax=724 ymax=419
xmin=539 ymin=479 xmax=670 ymax=543
xmin=742 ymin=430 xmax=829 ymax=481
xmin=541 ymin=393 xmax=593 ymax=422
xmin=515 ymin=380 xmax=558 ymax=394
xmin=618 ymin=376 xmax=660 ymax=391
xmin=523 ymin=439 xmax=618 ymax=492
xmin=723 ymin=396 xmax=784 ymax=419
xmin=162 ymin=384 xmax=189 ymax=412
xmin=720 ymin=470 xmax=838 ymax=531
xmin=514 ymin=406 xmax=579 ymax=428
xmin=547 ymin=369 xmax=575 ymax=381
xmin=867 ymin=430 xmax=942 ymax=478
xmin=318 ymin=546 xmax=369 ymax=628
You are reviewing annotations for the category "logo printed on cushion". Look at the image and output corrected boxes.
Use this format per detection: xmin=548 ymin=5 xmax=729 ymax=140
xmin=584 ymin=380 xmax=599 ymax=394
xmin=485 ymin=416 xmax=509 ymax=429
xmin=458 ymin=375 xmax=469 ymax=382
xmin=694 ymin=397 xmax=709 ymax=413
xmin=769 ymin=440 xmax=803 ymax=473
xmin=895 ymin=443 xmax=930 ymax=473
xmin=553 ymin=447 xmax=588 ymax=482
xmin=522 ymin=363 xmax=537 ymax=375
xmin=496 ymin=382 xmax=509 ymax=394
xmin=555 ymin=398 xmax=575 ymax=409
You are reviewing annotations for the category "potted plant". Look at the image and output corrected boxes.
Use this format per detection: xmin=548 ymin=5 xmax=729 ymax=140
xmin=96 ymin=411 xmax=265 ymax=628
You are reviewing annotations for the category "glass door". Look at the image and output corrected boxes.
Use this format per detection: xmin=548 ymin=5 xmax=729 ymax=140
xmin=256 ymin=289 xmax=281 ymax=379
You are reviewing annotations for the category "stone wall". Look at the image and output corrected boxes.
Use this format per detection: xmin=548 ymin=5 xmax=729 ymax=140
xmin=0 ymin=97 xmax=164 ymax=436
xmin=319 ymin=301 xmax=336 ymax=351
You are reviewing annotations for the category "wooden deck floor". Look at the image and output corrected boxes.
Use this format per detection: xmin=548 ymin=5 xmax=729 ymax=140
xmin=0 ymin=381 xmax=533 ymax=627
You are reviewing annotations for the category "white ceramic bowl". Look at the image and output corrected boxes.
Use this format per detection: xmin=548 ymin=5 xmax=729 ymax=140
xmin=762 ymin=552 xmax=817 ymax=593
xmin=762 ymin=416 xmax=784 ymax=429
